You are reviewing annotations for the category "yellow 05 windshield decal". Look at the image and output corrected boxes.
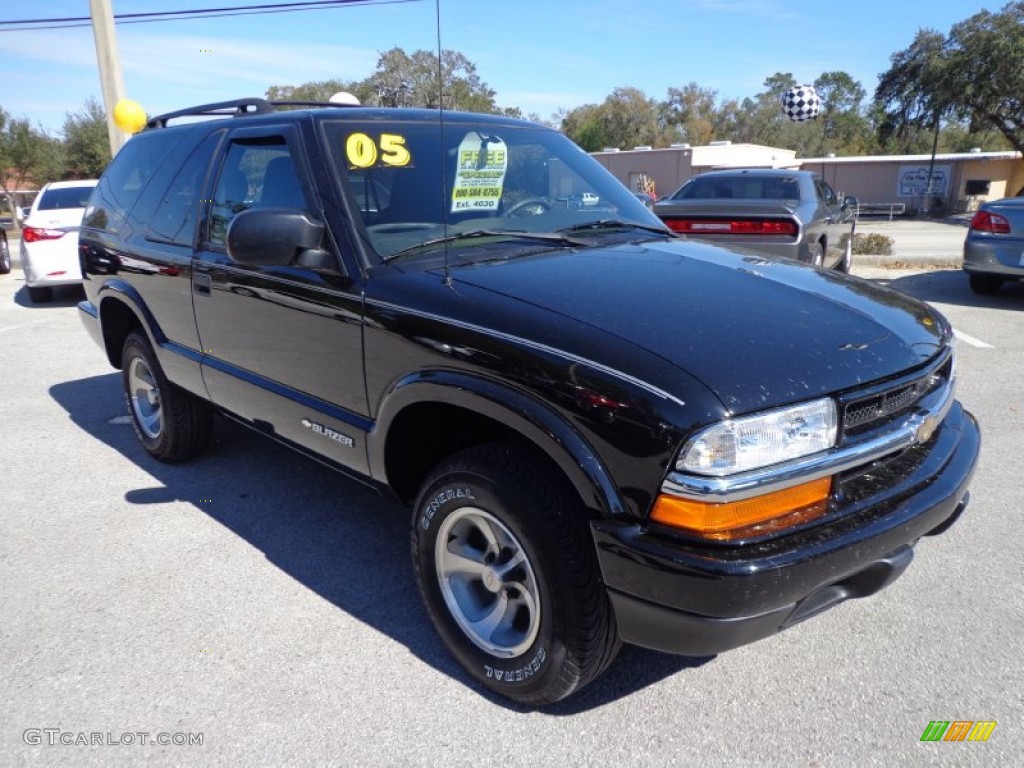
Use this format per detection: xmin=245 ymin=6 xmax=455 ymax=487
xmin=345 ymin=132 xmax=411 ymax=169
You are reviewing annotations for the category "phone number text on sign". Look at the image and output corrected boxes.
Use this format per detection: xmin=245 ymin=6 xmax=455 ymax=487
xmin=451 ymin=132 xmax=508 ymax=213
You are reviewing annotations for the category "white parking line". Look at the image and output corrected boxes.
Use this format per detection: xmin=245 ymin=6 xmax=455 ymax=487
xmin=0 ymin=325 xmax=23 ymax=333
xmin=954 ymin=329 xmax=994 ymax=349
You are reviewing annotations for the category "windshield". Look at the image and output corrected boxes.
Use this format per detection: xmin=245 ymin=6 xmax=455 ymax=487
xmin=324 ymin=118 xmax=664 ymax=263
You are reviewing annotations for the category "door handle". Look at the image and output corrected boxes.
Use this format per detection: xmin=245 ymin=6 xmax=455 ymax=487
xmin=193 ymin=272 xmax=211 ymax=296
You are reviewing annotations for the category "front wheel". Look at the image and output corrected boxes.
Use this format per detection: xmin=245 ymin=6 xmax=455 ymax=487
xmin=412 ymin=444 xmax=619 ymax=705
xmin=122 ymin=331 xmax=212 ymax=462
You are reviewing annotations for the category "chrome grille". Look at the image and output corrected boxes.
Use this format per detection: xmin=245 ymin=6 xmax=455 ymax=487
xmin=842 ymin=356 xmax=952 ymax=437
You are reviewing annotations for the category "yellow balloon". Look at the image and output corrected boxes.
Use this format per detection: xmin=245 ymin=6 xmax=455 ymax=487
xmin=113 ymin=98 xmax=147 ymax=133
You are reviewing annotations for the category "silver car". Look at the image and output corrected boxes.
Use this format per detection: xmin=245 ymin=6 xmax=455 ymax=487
xmin=653 ymin=168 xmax=857 ymax=271
xmin=962 ymin=196 xmax=1024 ymax=294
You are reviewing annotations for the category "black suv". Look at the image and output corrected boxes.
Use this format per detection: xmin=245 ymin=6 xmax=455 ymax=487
xmin=78 ymin=99 xmax=979 ymax=705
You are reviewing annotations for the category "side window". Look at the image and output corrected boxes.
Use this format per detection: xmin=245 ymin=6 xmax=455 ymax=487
xmin=817 ymin=180 xmax=838 ymax=207
xmin=146 ymin=133 xmax=220 ymax=247
xmin=83 ymin=131 xmax=182 ymax=232
xmin=206 ymin=139 xmax=308 ymax=248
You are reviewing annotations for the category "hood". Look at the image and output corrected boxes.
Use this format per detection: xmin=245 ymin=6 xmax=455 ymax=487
xmin=443 ymin=239 xmax=948 ymax=413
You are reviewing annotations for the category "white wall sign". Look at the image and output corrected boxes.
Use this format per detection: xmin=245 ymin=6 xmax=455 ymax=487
xmin=897 ymin=164 xmax=951 ymax=197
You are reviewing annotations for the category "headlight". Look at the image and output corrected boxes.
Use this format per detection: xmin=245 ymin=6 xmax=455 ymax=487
xmin=678 ymin=398 xmax=837 ymax=476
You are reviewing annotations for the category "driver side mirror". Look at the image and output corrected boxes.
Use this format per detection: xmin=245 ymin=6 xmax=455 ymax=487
xmin=226 ymin=208 xmax=327 ymax=267
xmin=842 ymin=195 xmax=859 ymax=211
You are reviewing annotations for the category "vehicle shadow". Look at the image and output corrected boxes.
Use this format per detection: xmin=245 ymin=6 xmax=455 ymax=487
xmin=49 ymin=372 xmax=711 ymax=712
xmin=12 ymin=284 xmax=86 ymax=308
xmin=871 ymin=268 xmax=1023 ymax=309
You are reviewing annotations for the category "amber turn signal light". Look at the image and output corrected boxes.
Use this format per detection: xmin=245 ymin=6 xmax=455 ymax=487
xmin=651 ymin=477 xmax=832 ymax=541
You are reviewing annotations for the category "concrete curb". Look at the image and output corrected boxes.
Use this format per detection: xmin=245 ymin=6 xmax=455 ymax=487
xmin=852 ymin=253 xmax=962 ymax=268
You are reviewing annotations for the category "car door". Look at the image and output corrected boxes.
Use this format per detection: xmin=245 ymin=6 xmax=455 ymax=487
xmin=192 ymin=123 xmax=371 ymax=473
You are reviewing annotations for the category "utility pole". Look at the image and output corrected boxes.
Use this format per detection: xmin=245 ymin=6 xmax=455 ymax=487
xmin=90 ymin=0 xmax=127 ymax=154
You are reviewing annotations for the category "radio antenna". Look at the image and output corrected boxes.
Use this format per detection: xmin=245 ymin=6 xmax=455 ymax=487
xmin=435 ymin=0 xmax=452 ymax=287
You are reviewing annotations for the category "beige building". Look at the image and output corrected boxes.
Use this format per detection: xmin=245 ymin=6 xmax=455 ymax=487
xmin=592 ymin=143 xmax=1024 ymax=214
xmin=799 ymin=151 xmax=1024 ymax=213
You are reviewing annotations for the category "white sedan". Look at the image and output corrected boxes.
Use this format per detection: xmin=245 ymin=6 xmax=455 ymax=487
xmin=20 ymin=180 xmax=98 ymax=303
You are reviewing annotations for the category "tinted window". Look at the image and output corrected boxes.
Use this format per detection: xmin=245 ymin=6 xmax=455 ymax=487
xmin=147 ymin=133 xmax=220 ymax=247
xmin=37 ymin=186 xmax=94 ymax=210
xmin=816 ymin=180 xmax=838 ymax=206
xmin=206 ymin=139 xmax=308 ymax=247
xmin=84 ymin=131 xmax=182 ymax=232
xmin=672 ymin=175 xmax=801 ymax=201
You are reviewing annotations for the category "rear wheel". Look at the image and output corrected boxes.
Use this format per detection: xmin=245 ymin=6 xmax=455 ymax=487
xmin=26 ymin=285 xmax=52 ymax=303
xmin=808 ymin=241 xmax=824 ymax=267
xmin=0 ymin=232 xmax=10 ymax=274
xmin=412 ymin=444 xmax=620 ymax=705
xmin=836 ymin=237 xmax=852 ymax=273
xmin=122 ymin=331 xmax=212 ymax=462
xmin=968 ymin=274 xmax=1002 ymax=295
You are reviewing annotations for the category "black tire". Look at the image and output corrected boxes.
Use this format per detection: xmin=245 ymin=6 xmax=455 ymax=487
xmin=836 ymin=237 xmax=852 ymax=273
xmin=412 ymin=444 xmax=620 ymax=705
xmin=808 ymin=241 xmax=824 ymax=267
xmin=0 ymin=232 xmax=10 ymax=274
xmin=26 ymin=285 xmax=52 ymax=303
xmin=968 ymin=274 xmax=1002 ymax=295
xmin=121 ymin=331 xmax=213 ymax=462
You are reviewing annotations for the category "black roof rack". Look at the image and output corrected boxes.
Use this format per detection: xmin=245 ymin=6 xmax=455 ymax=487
xmin=145 ymin=97 xmax=361 ymax=130
xmin=269 ymin=100 xmax=360 ymax=110
xmin=145 ymin=98 xmax=273 ymax=129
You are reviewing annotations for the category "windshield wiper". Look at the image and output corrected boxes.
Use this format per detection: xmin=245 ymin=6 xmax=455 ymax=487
xmin=384 ymin=229 xmax=588 ymax=262
xmin=557 ymin=219 xmax=674 ymax=237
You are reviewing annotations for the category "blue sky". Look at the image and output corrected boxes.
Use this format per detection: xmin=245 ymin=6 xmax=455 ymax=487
xmin=0 ymin=0 xmax=996 ymax=134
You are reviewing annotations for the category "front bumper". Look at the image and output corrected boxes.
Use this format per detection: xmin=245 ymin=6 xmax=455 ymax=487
xmin=592 ymin=402 xmax=979 ymax=656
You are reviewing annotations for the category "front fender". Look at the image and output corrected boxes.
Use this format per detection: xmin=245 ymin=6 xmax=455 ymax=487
xmin=368 ymin=370 xmax=628 ymax=520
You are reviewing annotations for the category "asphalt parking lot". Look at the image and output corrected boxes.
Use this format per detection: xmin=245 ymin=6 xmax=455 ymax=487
xmin=1 ymin=229 xmax=1021 ymax=767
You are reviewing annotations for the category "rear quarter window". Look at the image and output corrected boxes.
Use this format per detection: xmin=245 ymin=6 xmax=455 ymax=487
xmin=83 ymin=131 xmax=183 ymax=233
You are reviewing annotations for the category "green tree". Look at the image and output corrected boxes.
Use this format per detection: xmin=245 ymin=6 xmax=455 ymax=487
xmin=363 ymin=47 xmax=498 ymax=111
xmin=732 ymin=73 xmax=822 ymax=154
xmin=662 ymin=83 xmax=722 ymax=146
xmin=814 ymin=71 xmax=866 ymax=113
xmin=813 ymin=72 xmax=874 ymax=155
xmin=266 ymin=78 xmax=365 ymax=103
xmin=62 ymin=98 xmax=111 ymax=178
xmin=875 ymin=3 xmax=1024 ymax=154
xmin=560 ymin=88 xmax=665 ymax=150
xmin=0 ymin=107 xmax=62 ymax=218
xmin=726 ymin=72 xmax=875 ymax=157
xmin=874 ymin=30 xmax=951 ymax=149
xmin=267 ymin=47 xmax=502 ymax=114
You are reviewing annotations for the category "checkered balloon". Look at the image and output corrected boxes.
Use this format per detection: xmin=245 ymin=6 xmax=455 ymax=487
xmin=781 ymin=85 xmax=821 ymax=122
